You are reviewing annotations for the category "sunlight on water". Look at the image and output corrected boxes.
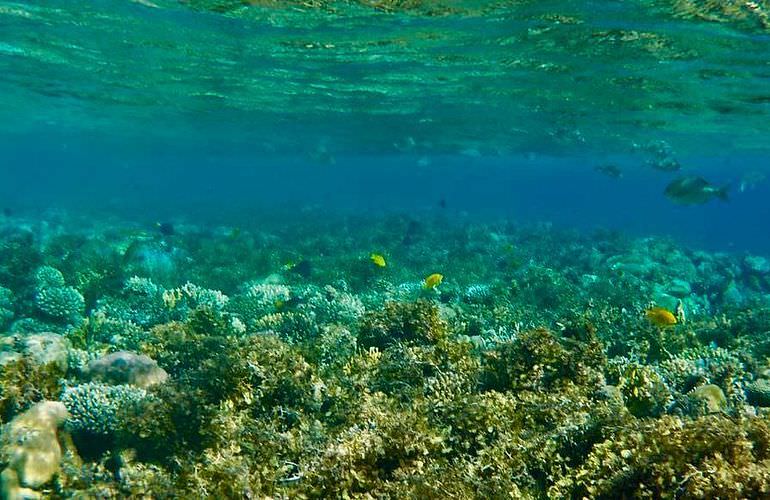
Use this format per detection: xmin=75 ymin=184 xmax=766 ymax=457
xmin=1 ymin=0 xmax=769 ymax=155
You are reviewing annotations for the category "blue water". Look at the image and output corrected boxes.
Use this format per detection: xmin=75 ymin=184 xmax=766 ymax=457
xmin=2 ymin=0 xmax=769 ymax=252
xmin=3 ymin=134 xmax=768 ymax=252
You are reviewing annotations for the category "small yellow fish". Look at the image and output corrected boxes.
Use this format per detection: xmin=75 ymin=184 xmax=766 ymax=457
xmin=645 ymin=306 xmax=677 ymax=327
xmin=423 ymin=273 xmax=444 ymax=289
xmin=370 ymin=253 xmax=387 ymax=267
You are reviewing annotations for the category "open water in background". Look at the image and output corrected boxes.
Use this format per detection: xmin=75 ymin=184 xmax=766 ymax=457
xmin=1 ymin=0 xmax=769 ymax=251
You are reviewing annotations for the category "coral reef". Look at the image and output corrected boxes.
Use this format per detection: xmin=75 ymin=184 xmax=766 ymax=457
xmin=1 ymin=213 xmax=769 ymax=497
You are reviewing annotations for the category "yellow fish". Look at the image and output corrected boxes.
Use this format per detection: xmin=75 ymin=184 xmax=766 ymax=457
xmin=645 ymin=306 xmax=677 ymax=327
xmin=423 ymin=273 xmax=443 ymax=289
xmin=370 ymin=253 xmax=387 ymax=267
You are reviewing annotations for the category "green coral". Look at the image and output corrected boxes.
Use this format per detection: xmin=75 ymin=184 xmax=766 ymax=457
xmin=358 ymin=300 xmax=449 ymax=349
xmin=35 ymin=286 xmax=85 ymax=324
xmin=33 ymin=265 xmax=66 ymax=290
xmin=60 ymin=382 xmax=148 ymax=436
xmin=611 ymin=360 xmax=672 ymax=418
xmin=553 ymin=414 xmax=770 ymax=498
xmin=0 ymin=356 xmax=65 ymax=423
xmin=0 ymin=286 xmax=13 ymax=329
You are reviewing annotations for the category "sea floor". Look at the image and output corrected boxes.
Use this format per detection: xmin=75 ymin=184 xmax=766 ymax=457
xmin=2 ymin=210 xmax=770 ymax=498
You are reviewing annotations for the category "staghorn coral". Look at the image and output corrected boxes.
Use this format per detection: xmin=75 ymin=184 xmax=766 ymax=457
xmin=226 ymin=283 xmax=290 ymax=331
xmin=94 ymin=276 xmax=168 ymax=327
xmin=302 ymin=324 xmax=358 ymax=370
xmin=162 ymin=282 xmax=229 ymax=313
xmin=74 ymin=311 xmax=147 ymax=349
xmin=302 ymin=284 xmax=366 ymax=326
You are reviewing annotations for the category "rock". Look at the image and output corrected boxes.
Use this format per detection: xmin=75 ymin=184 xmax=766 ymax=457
xmin=1 ymin=401 xmax=69 ymax=499
xmin=745 ymin=255 xmax=770 ymax=274
xmin=665 ymin=279 xmax=692 ymax=298
xmin=86 ymin=351 xmax=168 ymax=388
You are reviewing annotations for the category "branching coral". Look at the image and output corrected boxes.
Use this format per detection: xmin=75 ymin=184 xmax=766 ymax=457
xmin=35 ymin=286 xmax=85 ymax=324
xmin=60 ymin=382 xmax=149 ymax=436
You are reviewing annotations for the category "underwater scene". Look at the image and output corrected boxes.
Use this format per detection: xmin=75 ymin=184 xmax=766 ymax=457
xmin=3 ymin=1 xmax=770 ymax=498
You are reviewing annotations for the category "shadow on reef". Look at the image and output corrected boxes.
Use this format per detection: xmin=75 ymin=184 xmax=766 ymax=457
xmin=2 ymin=212 xmax=770 ymax=498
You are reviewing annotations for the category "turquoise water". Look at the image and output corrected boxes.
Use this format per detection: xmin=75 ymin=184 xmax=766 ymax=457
xmin=3 ymin=1 xmax=770 ymax=155
xmin=2 ymin=1 xmax=770 ymax=248
xmin=2 ymin=1 xmax=770 ymax=498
